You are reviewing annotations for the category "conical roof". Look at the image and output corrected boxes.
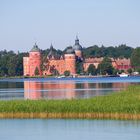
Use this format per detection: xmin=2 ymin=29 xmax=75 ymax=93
xmin=47 ymin=44 xmax=59 ymax=59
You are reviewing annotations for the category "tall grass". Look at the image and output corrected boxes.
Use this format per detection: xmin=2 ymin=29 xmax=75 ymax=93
xmin=0 ymin=85 xmax=140 ymax=119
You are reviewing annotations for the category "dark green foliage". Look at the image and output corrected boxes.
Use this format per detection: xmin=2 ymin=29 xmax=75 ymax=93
xmin=0 ymin=50 xmax=27 ymax=77
xmin=34 ymin=67 xmax=39 ymax=76
xmin=7 ymin=56 xmax=17 ymax=76
xmin=52 ymin=69 xmax=59 ymax=76
xmin=83 ymin=44 xmax=133 ymax=58
xmin=87 ymin=64 xmax=96 ymax=75
xmin=41 ymin=56 xmax=48 ymax=71
xmin=97 ymin=57 xmax=114 ymax=75
xmin=15 ymin=53 xmax=26 ymax=76
xmin=127 ymin=68 xmax=133 ymax=74
xmin=112 ymin=69 xmax=118 ymax=75
xmin=64 ymin=70 xmax=70 ymax=76
xmin=131 ymin=47 xmax=140 ymax=70
xmin=76 ymin=61 xmax=84 ymax=74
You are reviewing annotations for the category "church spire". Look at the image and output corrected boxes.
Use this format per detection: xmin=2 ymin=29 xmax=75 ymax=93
xmin=50 ymin=43 xmax=53 ymax=50
xmin=48 ymin=43 xmax=58 ymax=59
xmin=75 ymin=35 xmax=79 ymax=45
xmin=76 ymin=35 xmax=79 ymax=40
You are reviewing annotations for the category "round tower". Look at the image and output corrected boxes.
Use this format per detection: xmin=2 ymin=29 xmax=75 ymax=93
xmin=64 ymin=47 xmax=76 ymax=75
xmin=73 ymin=36 xmax=83 ymax=58
xmin=29 ymin=43 xmax=42 ymax=76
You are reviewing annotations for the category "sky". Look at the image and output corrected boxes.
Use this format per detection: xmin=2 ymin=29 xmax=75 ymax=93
xmin=0 ymin=0 xmax=140 ymax=52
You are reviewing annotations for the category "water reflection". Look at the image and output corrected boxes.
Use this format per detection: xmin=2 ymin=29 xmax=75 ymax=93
xmin=0 ymin=78 xmax=138 ymax=100
xmin=24 ymin=81 xmax=131 ymax=100
xmin=24 ymin=81 xmax=42 ymax=100
xmin=24 ymin=81 xmax=76 ymax=99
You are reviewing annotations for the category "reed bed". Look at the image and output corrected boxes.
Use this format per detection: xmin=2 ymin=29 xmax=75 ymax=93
xmin=0 ymin=85 xmax=140 ymax=119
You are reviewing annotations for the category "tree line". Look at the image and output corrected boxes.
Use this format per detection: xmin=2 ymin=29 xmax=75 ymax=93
xmin=83 ymin=44 xmax=134 ymax=58
xmin=0 ymin=50 xmax=28 ymax=77
xmin=0 ymin=44 xmax=140 ymax=77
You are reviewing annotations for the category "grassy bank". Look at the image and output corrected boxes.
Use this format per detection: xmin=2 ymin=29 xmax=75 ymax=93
xmin=0 ymin=85 xmax=140 ymax=119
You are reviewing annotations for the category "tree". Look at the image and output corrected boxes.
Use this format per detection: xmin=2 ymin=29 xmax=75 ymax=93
xmin=113 ymin=69 xmax=119 ymax=75
xmin=34 ymin=67 xmax=39 ymax=76
xmin=131 ymin=47 xmax=140 ymax=70
xmin=41 ymin=56 xmax=48 ymax=71
xmin=83 ymin=44 xmax=133 ymax=58
xmin=0 ymin=50 xmax=27 ymax=77
xmin=76 ymin=61 xmax=84 ymax=74
xmin=15 ymin=53 xmax=27 ymax=76
xmin=52 ymin=69 xmax=59 ymax=76
xmin=87 ymin=64 xmax=96 ymax=75
xmin=127 ymin=68 xmax=132 ymax=75
xmin=7 ymin=55 xmax=17 ymax=76
xmin=64 ymin=70 xmax=70 ymax=76
xmin=0 ymin=55 xmax=8 ymax=76
xmin=97 ymin=57 xmax=114 ymax=75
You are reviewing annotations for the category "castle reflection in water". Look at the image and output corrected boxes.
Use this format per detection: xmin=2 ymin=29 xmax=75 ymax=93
xmin=24 ymin=81 xmax=131 ymax=100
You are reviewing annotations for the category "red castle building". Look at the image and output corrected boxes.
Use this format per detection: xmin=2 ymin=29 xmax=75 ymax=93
xmin=23 ymin=43 xmax=42 ymax=76
xmin=23 ymin=37 xmax=132 ymax=76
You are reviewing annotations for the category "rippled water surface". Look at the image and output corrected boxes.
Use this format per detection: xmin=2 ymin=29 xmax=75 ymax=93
xmin=0 ymin=119 xmax=140 ymax=140
xmin=0 ymin=77 xmax=140 ymax=100
xmin=0 ymin=77 xmax=140 ymax=140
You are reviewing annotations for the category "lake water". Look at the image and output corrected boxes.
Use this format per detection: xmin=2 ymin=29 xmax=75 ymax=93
xmin=0 ymin=76 xmax=140 ymax=100
xmin=0 ymin=119 xmax=140 ymax=140
xmin=1 ymin=77 xmax=140 ymax=139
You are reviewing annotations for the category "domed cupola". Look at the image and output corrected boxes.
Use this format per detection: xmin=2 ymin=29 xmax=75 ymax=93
xmin=65 ymin=46 xmax=76 ymax=75
xmin=30 ymin=43 xmax=40 ymax=52
xmin=65 ymin=46 xmax=75 ymax=54
xmin=73 ymin=36 xmax=82 ymax=51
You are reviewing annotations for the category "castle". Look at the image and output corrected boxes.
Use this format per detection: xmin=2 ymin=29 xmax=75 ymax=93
xmin=23 ymin=37 xmax=132 ymax=76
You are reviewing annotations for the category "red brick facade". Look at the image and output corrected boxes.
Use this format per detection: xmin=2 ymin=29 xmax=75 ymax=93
xmin=23 ymin=44 xmax=42 ymax=76
xmin=23 ymin=39 xmax=132 ymax=76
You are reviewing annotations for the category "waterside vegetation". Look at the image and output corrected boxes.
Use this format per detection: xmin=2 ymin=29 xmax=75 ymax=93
xmin=0 ymin=85 xmax=140 ymax=119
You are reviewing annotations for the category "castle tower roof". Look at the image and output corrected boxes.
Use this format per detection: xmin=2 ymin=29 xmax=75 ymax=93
xmin=73 ymin=36 xmax=82 ymax=51
xmin=65 ymin=46 xmax=75 ymax=54
xmin=30 ymin=43 xmax=40 ymax=52
xmin=47 ymin=44 xmax=59 ymax=59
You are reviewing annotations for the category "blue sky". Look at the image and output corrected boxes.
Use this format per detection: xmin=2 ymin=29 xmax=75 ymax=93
xmin=0 ymin=0 xmax=140 ymax=52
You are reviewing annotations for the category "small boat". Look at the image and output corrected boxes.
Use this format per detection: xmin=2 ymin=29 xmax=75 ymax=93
xmin=119 ymin=73 xmax=129 ymax=77
xmin=56 ymin=75 xmax=66 ymax=78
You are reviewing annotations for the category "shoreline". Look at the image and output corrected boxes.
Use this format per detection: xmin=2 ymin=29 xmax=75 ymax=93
xmin=0 ymin=75 xmax=140 ymax=80
xmin=0 ymin=85 xmax=140 ymax=120
xmin=0 ymin=113 xmax=140 ymax=120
